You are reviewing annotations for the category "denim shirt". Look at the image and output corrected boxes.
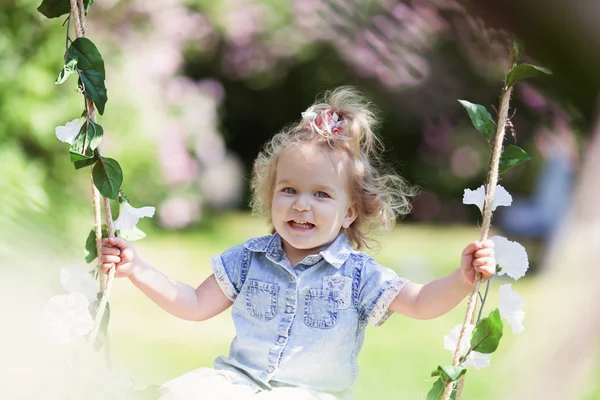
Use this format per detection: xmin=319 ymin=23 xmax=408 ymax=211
xmin=210 ymin=232 xmax=408 ymax=394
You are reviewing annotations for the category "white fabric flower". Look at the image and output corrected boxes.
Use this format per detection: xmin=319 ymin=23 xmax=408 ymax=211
xmin=462 ymin=185 xmax=512 ymax=213
xmin=43 ymin=293 xmax=94 ymax=344
xmin=60 ymin=265 xmax=98 ymax=302
xmin=114 ymin=201 xmax=156 ymax=231
xmin=491 ymin=236 xmax=529 ymax=280
xmin=55 ymin=118 xmax=85 ymax=145
xmin=498 ymin=284 xmax=525 ymax=334
xmin=444 ymin=324 xmax=491 ymax=370
xmin=117 ymin=226 xmax=147 ymax=241
xmin=464 ymin=350 xmax=491 ymax=370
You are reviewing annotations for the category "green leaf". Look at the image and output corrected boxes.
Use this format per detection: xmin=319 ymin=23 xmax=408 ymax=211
xmin=69 ymin=120 xmax=103 ymax=162
xmin=69 ymin=38 xmax=107 ymax=114
xmin=499 ymin=145 xmax=532 ymax=173
xmin=431 ymin=365 xmax=467 ymax=382
xmin=471 ymin=308 xmax=504 ymax=354
xmin=85 ymin=0 xmax=94 ymax=13
xmin=93 ymin=157 xmax=123 ymax=199
xmin=79 ymin=71 xmax=108 ymax=115
xmin=37 ymin=0 xmax=93 ymax=18
xmin=458 ymin=100 xmax=496 ymax=139
xmin=513 ymin=40 xmax=523 ymax=63
xmin=69 ymin=38 xmax=105 ymax=79
xmin=87 ymin=120 xmax=104 ymax=151
xmin=37 ymin=0 xmax=70 ymax=18
xmin=506 ymin=63 xmax=552 ymax=87
xmin=69 ymin=122 xmax=95 ymax=162
xmin=74 ymin=150 xmax=99 ymax=170
xmin=427 ymin=378 xmax=447 ymax=400
xmin=85 ymin=228 xmax=98 ymax=264
xmin=56 ymin=57 xmax=78 ymax=84
xmin=84 ymin=225 xmax=108 ymax=263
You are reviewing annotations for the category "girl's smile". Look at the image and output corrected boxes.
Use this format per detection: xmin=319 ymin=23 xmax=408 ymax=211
xmin=288 ymin=220 xmax=315 ymax=230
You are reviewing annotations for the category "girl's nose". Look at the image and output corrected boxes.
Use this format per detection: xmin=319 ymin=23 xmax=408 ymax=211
xmin=292 ymin=196 xmax=311 ymax=211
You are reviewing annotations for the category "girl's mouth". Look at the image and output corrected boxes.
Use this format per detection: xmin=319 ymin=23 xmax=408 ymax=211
xmin=288 ymin=220 xmax=315 ymax=230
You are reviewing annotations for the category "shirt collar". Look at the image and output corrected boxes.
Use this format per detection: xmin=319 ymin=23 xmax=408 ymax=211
xmin=243 ymin=232 xmax=352 ymax=269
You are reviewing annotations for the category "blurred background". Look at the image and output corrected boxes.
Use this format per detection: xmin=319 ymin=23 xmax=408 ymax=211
xmin=1 ymin=0 xmax=599 ymax=399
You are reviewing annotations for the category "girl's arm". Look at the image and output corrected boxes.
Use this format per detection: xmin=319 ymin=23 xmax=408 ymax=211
xmin=389 ymin=240 xmax=495 ymax=320
xmin=389 ymin=270 xmax=471 ymax=320
xmin=130 ymin=261 xmax=233 ymax=321
xmin=100 ymin=237 xmax=233 ymax=321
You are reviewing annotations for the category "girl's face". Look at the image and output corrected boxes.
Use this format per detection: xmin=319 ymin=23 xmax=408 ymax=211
xmin=271 ymin=144 xmax=357 ymax=265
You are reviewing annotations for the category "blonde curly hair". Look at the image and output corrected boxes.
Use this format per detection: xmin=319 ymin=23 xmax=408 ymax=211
xmin=250 ymin=86 xmax=418 ymax=250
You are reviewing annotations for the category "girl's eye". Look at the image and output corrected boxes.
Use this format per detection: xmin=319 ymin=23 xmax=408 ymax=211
xmin=315 ymin=191 xmax=330 ymax=198
xmin=282 ymin=187 xmax=296 ymax=194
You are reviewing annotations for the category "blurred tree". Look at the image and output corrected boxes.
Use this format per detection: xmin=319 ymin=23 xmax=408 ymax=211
xmin=1 ymin=0 xmax=581 ymax=229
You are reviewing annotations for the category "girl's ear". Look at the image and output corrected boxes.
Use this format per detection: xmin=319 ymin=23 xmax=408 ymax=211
xmin=342 ymin=203 xmax=358 ymax=229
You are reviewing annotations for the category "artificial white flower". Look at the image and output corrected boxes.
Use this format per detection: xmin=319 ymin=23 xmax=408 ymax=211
xmin=117 ymin=226 xmax=147 ymax=241
xmin=43 ymin=292 xmax=94 ymax=344
xmin=462 ymin=185 xmax=512 ymax=213
xmin=491 ymin=236 xmax=529 ymax=280
xmin=114 ymin=201 xmax=156 ymax=231
xmin=60 ymin=265 xmax=98 ymax=302
xmin=55 ymin=118 xmax=85 ymax=145
xmin=444 ymin=324 xmax=491 ymax=370
xmin=498 ymin=284 xmax=525 ymax=334
xmin=463 ymin=350 xmax=491 ymax=370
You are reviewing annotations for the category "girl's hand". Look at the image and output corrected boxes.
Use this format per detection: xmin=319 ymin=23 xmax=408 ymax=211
xmin=99 ymin=237 xmax=140 ymax=278
xmin=460 ymin=240 xmax=496 ymax=286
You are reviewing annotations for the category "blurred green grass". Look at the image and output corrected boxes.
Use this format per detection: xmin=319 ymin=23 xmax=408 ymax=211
xmin=104 ymin=212 xmax=537 ymax=400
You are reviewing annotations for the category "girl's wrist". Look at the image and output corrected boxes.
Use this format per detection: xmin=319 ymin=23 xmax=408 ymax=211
xmin=455 ymin=268 xmax=473 ymax=293
xmin=128 ymin=258 xmax=147 ymax=281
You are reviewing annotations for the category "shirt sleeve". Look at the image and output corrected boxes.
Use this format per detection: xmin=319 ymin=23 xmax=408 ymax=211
xmin=210 ymin=244 xmax=248 ymax=302
xmin=357 ymin=257 xmax=409 ymax=327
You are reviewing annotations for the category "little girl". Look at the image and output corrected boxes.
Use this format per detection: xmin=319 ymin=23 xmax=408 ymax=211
xmin=100 ymin=87 xmax=495 ymax=400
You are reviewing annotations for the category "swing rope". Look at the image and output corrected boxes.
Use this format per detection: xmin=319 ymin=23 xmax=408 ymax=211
xmin=68 ymin=0 xmax=117 ymax=355
xmin=442 ymin=47 xmax=517 ymax=400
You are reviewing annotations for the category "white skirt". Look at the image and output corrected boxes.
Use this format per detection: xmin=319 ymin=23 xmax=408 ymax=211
xmin=159 ymin=368 xmax=352 ymax=400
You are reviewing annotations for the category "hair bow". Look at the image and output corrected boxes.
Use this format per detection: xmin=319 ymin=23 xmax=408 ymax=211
xmin=302 ymin=110 xmax=344 ymax=135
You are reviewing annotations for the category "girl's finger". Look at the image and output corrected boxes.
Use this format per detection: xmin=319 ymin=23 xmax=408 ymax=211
xmin=475 ymin=264 xmax=496 ymax=277
xmin=474 ymin=248 xmax=494 ymax=258
xmin=101 ymin=246 xmax=120 ymax=256
xmin=473 ymin=257 xmax=495 ymax=268
xmin=102 ymin=237 xmax=129 ymax=249
xmin=461 ymin=241 xmax=479 ymax=256
xmin=101 ymin=255 xmax=121 ymax=264
xmin=481 ymin=239 xmax=495 ymax=248
xmin=100 ymin=262 xmax=115 ymax=272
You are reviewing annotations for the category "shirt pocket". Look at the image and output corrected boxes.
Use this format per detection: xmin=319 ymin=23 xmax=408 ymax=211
xmin=246 ymin=279 xmax=279 ymax=321
xmin=303 ymin=288 xmax=339 ymax=329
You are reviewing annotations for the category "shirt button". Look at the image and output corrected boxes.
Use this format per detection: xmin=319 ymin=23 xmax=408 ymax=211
xmin=267 ymin=366 xmax=275 ymax=373
xmin=286 ymin=306 xmax=293 ymax=313
xmin=278 ymin=336 xmax=285 ymax=344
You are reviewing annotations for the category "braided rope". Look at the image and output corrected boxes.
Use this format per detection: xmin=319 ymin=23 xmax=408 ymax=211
xmin=441 ymin=50 xmax=517 ymax=400
xmin=67 ymin=0 xmax=117 ymax=352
